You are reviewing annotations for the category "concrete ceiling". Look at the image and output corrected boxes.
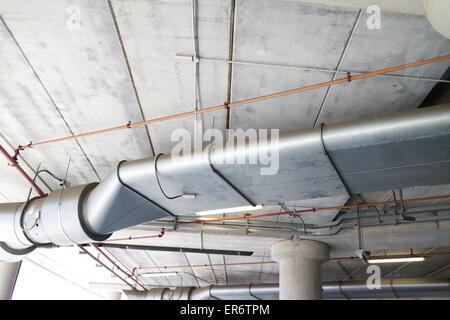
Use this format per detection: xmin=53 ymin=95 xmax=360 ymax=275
xmin=0 ymin=0 xmax=450 ymax=293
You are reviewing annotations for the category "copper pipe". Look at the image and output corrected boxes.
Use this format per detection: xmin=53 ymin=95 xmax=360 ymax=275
xmin=134 ymin=251 xmax=450 ymax=271
xmin=90 ymin=243 xmax=147 ymax=291
xmin=136 ymin=260 xmax=277 ymax=271
xmin=178 ymin=194 xmax=450 ymax=225
xmin=0 ymin=144 xmax=46 ymax=197
xmin=20 ymin=54 xmax=450 ymax=150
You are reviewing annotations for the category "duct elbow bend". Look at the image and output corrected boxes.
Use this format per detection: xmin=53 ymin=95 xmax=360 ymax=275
xmin=0 ymin=183 xmax=111 ymax=262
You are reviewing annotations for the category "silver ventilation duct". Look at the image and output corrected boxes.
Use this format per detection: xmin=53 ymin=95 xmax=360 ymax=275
xmin=1 ymin=104 xmax=449 ymax=261
xmin=123 ymin=278 xmax=450 ymax=300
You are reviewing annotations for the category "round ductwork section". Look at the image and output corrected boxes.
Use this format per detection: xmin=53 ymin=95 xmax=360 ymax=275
xmin=0 ymin=202 xmax=36 ymax=262
xmin=24 ymin=183 xmax=111 ymax=246
xmin=0 ymin=183 xmax=111 ymax=261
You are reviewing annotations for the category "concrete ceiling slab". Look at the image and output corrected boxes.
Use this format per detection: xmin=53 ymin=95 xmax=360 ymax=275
xmin=109 ymin=0 xmax=230 ymax=154
xmin=0 ymin=0 xmax=153 ymax=181
xmin=234 ymin=0 xmax=359 ymax=68
xmin=316 ymin=10 xmax=450 ymax=124
xmin=231 ymin=0 xmax=359 ymax=131
xmin=231 ymin=67 xmax=334 ymax=131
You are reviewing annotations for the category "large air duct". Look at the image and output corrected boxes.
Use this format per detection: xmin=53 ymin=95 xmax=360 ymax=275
xmin=1 ymin=104 xmax=450 ymax=262
xmin=123 ymin=278 xmax=450 ymax=300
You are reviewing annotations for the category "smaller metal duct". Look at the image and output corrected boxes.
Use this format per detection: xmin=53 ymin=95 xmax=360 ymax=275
xmin=124 ymin=278 xmax=450 ymax=300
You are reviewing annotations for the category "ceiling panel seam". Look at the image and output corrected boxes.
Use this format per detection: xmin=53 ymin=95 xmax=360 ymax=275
xmin=200 ymin=231 xmax=218 ymax=284
xmin=0 ymin=189 xmax=10 ymax=202
xmin=103 ymin=247 xmax=145 ymax=286
xmin=258 ymin=253 xmax=265 ymax=281
xmin=313 ymin=9 xmax=363 ymax=127
xmin=207 ymin=253 xmax=219 ymax=285
xmin=107 ymin=0 xmax=156 ymax=156
xmin=424 ymin=261 xmax=450 ymax=277
xmin=0 ymin=14 xmax=101 ymax=182
xmin=225 ymin=0 xmax=237 ymax=132
xmin=191 ymin=0 xmax=201 ymax=119
xmin=223 ymin=255 xmax=229 ymax=285
xmin=183 ymin=252 xmax=201 ymax=287
xmin=143 ymin=251 xmax=172 ymax=287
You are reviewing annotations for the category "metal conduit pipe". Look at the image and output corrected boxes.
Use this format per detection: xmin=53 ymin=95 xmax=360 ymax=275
xmin=146 ymin=203 xmax=450 ymax=231
xmin=139 ymin=213 xmax=450 ymax=238
xmin=1 ymin=105 xmax=450 ymax=261
xmin=124 ymin=278 xmax=450 ymax=300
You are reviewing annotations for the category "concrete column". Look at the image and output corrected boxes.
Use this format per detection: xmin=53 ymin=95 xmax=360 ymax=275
xmin=0 ymin=261 xmax=21 ymax=300
xmin=271 ymin=239 xmax=329 ymax=300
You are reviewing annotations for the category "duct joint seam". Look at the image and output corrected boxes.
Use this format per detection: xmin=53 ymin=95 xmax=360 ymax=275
xmin=117 ymin=160 xmax=175 ymax=217
xmin=77 ymin=183 xmax=112 ymax=242
xmin=319 ymin=123 xmax=351 ymax=196
xmin=0 ymin=242 xmax=35 ymax=256
xmin=209 ymin=286 xmax=221 ymax=300
xmin=249 ymin=283 xmax=262 ymax=300
xmin=19 ymin=196 xmax=46 ymax=246
xmin=208 ymin=144 xmax=257 ymax=207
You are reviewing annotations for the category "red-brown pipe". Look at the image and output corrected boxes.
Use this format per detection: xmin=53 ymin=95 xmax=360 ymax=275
xmin=178 ymin=194 xmax=450 ymax=225
xmin=19 ymin=54 xmax=450 ymax=150
xmin=90 ymin=243 xmax=147 ymax=291
xmin=0 ymin=144 xmax=46 ymax=197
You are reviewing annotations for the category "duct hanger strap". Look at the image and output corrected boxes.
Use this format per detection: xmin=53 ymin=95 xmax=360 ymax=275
xmin=319 ymin=123 xmax=351 ymax=196
xmin=117 ymin=160 xmax=176 ymax=217
xmin=78 ymin=183 xmax=113 ymax=242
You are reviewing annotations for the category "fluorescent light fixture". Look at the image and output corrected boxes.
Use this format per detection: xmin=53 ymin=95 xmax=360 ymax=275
xmin=196 ymin=205 xmax=263 ymax=216
xmin=368 ymin=257 xmax=425 ymax=264
xmin=139 ymin=272 xmax=179 ymax=278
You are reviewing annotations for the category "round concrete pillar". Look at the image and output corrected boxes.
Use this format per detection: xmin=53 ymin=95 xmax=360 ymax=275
xmin=271 ymin=239 xmax=329 ymax=300
xmin=0 ymin=261 xmax=21 ymax=300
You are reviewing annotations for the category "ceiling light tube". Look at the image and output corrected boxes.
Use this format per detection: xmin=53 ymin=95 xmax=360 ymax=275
xmin=196 ymin=205 xmax=263 ymax=216
xmin=139 ymin=272 xmax=179 ymax=278
xmin=368 ymin=257 xmax=425 ymax=264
